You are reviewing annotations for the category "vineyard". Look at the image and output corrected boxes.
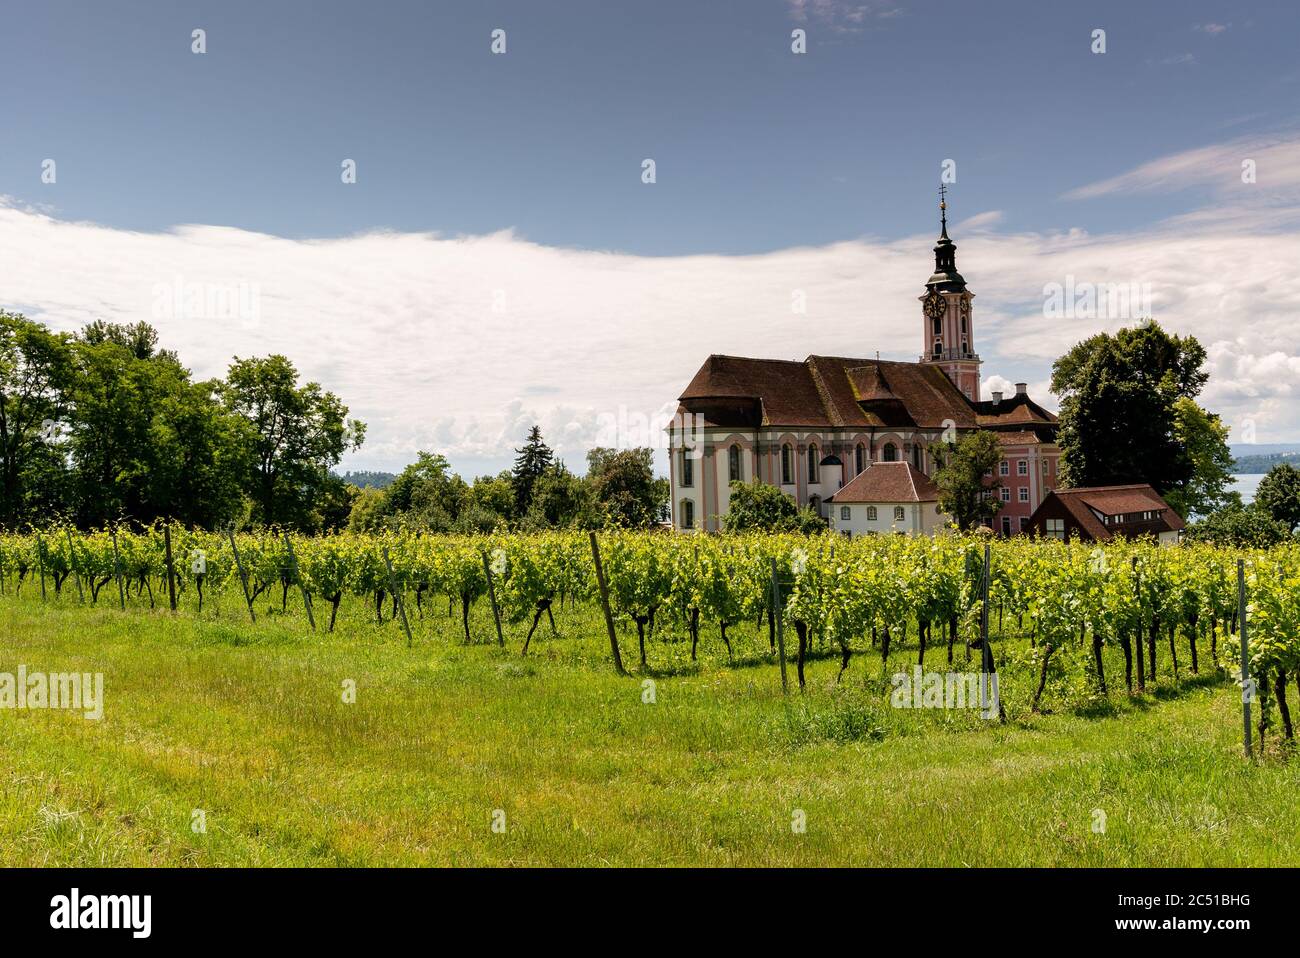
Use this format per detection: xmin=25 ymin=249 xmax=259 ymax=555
xmin=3 ymin=525 xmax=1298 ymax=740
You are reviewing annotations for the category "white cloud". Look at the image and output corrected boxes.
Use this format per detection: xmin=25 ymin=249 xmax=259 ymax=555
xmin=786 ymin=0 xmax=902 ymax=32
xmin=1194 ymin=23 xmax=1229 ymax=35
xmin=4 ymin=137 xmax=1300 ymax=476
xmin=1063 ymin=131 xmax=1300 ymax=200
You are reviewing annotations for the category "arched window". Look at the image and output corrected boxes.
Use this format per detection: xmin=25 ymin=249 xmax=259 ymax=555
xmin=728 ymin=444 xmax=741 ymax=482
xmin=961 ymin=339 xmax=968 ymax=355
xmin=932 ymin=316 xmax=941 ymax=335
xmin=912 ymin=443 xmax=923 ymax=472
xmin=932 ymin=340 xmax=941 ymax=358
xmin=781 ymin=444 xmax=793 ymax=485
xmin=807 ymin=444 xmax=819 ymax=483
xmin=680 ymin=448 xmax=694 ymax=487
xmin=681 ymin=500 xmax=695 ymax=530
xmin=855 ymin=443 xmax=865 ymax=475
xmin=883 ymin=442 xmax=898 ymax=462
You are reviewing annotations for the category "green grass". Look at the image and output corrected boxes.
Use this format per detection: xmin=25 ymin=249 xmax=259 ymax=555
xmin=0 ymin=587 xmax=1295 ymax=866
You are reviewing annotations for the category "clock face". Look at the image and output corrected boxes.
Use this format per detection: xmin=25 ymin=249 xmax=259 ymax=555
xmin=923 ymin=293 xmax=946 ymax=319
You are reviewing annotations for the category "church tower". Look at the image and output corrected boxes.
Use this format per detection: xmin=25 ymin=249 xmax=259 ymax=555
xmin=919 ymin=187 xmax=980 ymax=400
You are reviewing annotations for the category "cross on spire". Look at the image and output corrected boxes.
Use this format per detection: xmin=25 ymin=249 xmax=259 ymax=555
xmin=938 ymin=183 xmax=949 ymax=238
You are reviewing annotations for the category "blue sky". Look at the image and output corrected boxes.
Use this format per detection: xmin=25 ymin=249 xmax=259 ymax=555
xmin=3 ymin=1 xmax=1299 ymax=476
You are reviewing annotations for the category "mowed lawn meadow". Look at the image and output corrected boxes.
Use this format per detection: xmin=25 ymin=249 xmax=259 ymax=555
xmin=0 ymin=589 xmax=1296 ymax=867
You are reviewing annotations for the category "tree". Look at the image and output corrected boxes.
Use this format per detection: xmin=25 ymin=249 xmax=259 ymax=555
xmin=67 ymin=323 xmax=183 ymax=526
xmin=220 ymin=355 xmax=365 ymax=530
xmin=0 ymin=312 xmax=74 ymax=526
xmin=584 ymin=447 xmax=666 ymax=529
xmin=1052 ymin=319 xmax=1207 ymax=494
xmin=722 ymin=479 xmax=825 ymax=533
xmin=511 ymin=425 xmax=554 ymax=516
xmin=522 ymin=461 xmax=587 ymax=529
xmin=369 ymin=451 xmax=467 ymax=531
xmin=1185 ymin=503 xmax=1291 ymax=548
xmin=1256 ymin=463 xmax=1300 ymax=531
xmin=932 ymin=431 xmax=1003 ymax=531
xmin=1161 ymin=397 xmax=1239 ymax=519
xmin=147 ymin=377 xmax=253 ymax=528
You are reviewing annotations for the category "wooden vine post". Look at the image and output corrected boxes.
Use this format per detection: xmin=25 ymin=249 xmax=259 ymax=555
xmin=588 ymin=532 xmax=624 ymax=674
xmin=35 ymin=532 xmax=47 ymax=601
xmin=227 ymin=528 xmax=256 ymax=623
xmin=1238 ymin=558 xmax=1251 ymax=759
xmin=163 ymin=524 xmax=178 ymax=612
xmin=282 ymin=533 xmax=315 ymax=630
xmin=770 ymin=558 xmax=788 ymax=695
xmin=110 ymin=528 xmax=125 ymax=609
xmin=479 ymin=549 xmax=505 ymax=646
xmin=383 ymin=545 xmax=414 ymax=647
xmin=980 ymin=544 xmax=1006 ymax=723
xmin=65 ymin=528 xmax=84 ymax=603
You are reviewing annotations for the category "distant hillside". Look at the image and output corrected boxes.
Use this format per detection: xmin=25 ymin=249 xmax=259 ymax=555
xmin=1231 ymin=450 xmax=1300 ymax=474
xmin=338 ymin=470 xmax=397 ymax=490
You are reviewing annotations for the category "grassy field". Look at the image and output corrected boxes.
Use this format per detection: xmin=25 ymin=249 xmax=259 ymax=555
xmin=0 ymin=587 xmax=1295 ymax=867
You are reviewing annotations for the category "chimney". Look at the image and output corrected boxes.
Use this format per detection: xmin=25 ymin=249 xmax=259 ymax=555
xmin=991 ymin=391 xmax=1003 ymax=405
xmin=1014 ymin=382 xmax=1027 ymax=396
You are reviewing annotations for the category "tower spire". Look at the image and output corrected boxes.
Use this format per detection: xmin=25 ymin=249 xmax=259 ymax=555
xmin=927 ymin=185 xmax=965 ymax=292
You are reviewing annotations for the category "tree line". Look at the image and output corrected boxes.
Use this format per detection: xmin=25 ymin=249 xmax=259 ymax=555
xmin=0 ymin=311 xmax=364 ymax=532
xmin=347 ymin=426 xmax=670 ymax=533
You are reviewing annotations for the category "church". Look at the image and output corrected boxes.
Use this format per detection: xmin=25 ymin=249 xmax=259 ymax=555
xmin=666 ymin=195 xmax=1060 ymax=535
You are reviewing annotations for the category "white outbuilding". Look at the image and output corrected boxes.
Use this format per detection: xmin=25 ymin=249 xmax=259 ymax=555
xmin=828 ymin=461 xmax=949 ymax=537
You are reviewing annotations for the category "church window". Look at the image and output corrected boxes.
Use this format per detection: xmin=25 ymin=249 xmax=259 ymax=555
xmin=680 ymin=449 xmax=693 ymax=487
xmin=932 ymin=340 xmax=941 ymax=358
xmin=807 ymin=444 xmax=819 ymax=483
xmin=912 ymin=444 xmax=923 ymax=471
xmin=883 ymin=443 xmax=898 ymax=462
xmin=681 ymin=500 xmax=695 ymax=530
xmin=932 ymin=317 xmax=941 ymax=335
xmin=960 ymin=316 xmax=967 ymax=334
xmin=855 ymin=443 xmax=865 ymax=474
xmin=728 ymin=444 xmax=741 ymax=482
xmin=781 ymin=444 xmax=793 ymax=485
xmin=961 ymin=339 xmax=968 ymax=355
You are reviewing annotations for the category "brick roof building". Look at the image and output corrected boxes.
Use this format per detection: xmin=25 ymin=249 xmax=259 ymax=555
xmin=1026 ymin=484 xmax=1186 ymax=543
xmin=665 ymin=196 xmax=1063 ymax=534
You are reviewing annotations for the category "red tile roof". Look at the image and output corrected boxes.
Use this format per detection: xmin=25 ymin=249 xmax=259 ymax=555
xmin=679 ymin=354 xmax=979 ymax=430
xmin=995 ymin=430 xmax=1046 ymax=446
xmin=829 ymin=462 xmax=940 ymax=503
xmin=1033 ymin=484 xmax=1186 ymax=539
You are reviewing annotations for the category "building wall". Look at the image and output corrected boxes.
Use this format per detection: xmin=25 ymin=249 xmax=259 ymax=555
xmin=829 ymin=500 xmax=948 ymax=537
xmin=988 ymin=443 xmax=1059 ymax=536
xmin=666 ymin=424 xmax=951 ymax=532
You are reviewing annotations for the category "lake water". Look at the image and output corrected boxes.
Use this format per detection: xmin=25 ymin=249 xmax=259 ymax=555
xmin=1231 ymin=474 xmax=1262 ymax=504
